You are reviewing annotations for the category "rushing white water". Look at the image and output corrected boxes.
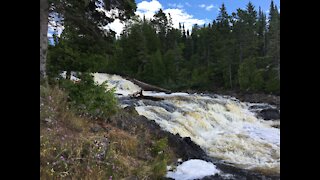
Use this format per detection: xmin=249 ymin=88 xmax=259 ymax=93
xmin=59 ymin=71 xmax=81 ymax=81
xmin=93 ymin=73 xmax=141 ymax=96
xmin=166 ymin=159 xmax=220 ymax=180
xmin=93 ymin=73 xmax=280 ymax=175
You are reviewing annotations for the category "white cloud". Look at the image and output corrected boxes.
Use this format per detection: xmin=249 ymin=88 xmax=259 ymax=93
xmin=106 ymin=19 xmax=124 ymax=38
xmin=48 ymin=14 xmax=64 ymax=39
xmin=61 ymin=0 xmax=208 ymax=37
xmin=137 ymin=0 xmax=162 ymax=13
xmin=164 ymin=8 xmax=209 ymax=31
xmin=199 ymin=4 xmax=218 ymax=11
xmin=136 ymin=0 xmax=162 ymax=20
xmin=135 ymin=0 xmax=208 ymax=32
xmin=168 ymin=3 xmax=184 ymax=9
xmin=205 ymin=5 xmax=214 ymax=11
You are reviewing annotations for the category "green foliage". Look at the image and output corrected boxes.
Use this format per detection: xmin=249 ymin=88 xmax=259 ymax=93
xmin=252 ymin=69 xmax=264 ymax=91
xmin=108 ymin=1 xmax=279 ymax=95
xmin=60 ymin=73 xmax=118 ymax=119
xmin=238 ymin=58 xmax=266 ymax=92
xmin=238 ymin=57 xmax=265 ymax=91
xmin=151 ymin=50 xmax=166 ymax=85
xmin=191 ymin=67 xmax=211 ymax=89
xmin=265 ymin=71 xmax=280 ymax=94
xmin=151 ymin=157 xmax=167 ymax=179
xmin=238 ymin=58 xmax=254 ymax=90
xmin=150 ymin=137 xmax=169 ymax=179
xmin=151 ymin=137 xmax=168 ymax=157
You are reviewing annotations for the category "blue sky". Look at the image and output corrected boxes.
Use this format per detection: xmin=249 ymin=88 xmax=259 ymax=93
xmin=136 ymin=0 xmax=280 ymax=23
xmin=130 ymin=0 xmax=280 ymax=33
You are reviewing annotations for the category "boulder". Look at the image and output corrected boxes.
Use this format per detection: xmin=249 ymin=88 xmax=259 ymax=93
xmin=258 ymin=108 xmax=280 ymax=120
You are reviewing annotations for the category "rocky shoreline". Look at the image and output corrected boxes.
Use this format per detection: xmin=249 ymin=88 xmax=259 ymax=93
xmin=213 ymin=90 xmax=280 ymax=110
xmin=184 ymin=89 xmax=280 ymax=110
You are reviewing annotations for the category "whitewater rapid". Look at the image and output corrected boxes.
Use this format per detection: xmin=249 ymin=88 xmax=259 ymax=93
xmin=93 ymin=73 xmax=280 ymax=175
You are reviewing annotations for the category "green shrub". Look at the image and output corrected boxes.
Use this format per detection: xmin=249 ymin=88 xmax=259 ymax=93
xmin=60 ymin=72 xmax=118 ymax=119
xmin=252 ymin=69 xmax=264 ymax=91
xmin=151 ymin=157 xmax=167 ymax=179
xmin=266 ymin=77 xmax=280 ymax=94
xmin=151 ymin=138 xmax=168 ymax=157
xmin=150 ymin=137 xmax=169 ymax=179
xmin=238 ymin=58 xmax=255 ymax=90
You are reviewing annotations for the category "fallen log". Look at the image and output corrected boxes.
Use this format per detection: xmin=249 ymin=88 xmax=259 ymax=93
xmin=126 ymin=78 xmax=171 ymax=93
xmin=135 ymin=95 xmax=164 ymax=101
xmin=130 ymin=90 xmax=164 ymax=101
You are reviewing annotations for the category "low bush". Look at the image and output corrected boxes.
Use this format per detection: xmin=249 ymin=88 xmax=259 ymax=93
xmin=60 ymin=72 xmax=118 ymax=119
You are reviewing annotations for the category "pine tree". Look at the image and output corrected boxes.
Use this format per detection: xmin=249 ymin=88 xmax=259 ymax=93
xmin=152 ymin=9 xmax=169 ymax=52
xmin=265 ymin=0 xmax=280 ymax=93
xmin=151 ymin=50 xmax=166 ymax=85
xmin=41 ymin=0 xmax=136 ymax=82
xmin=215 ymin=3 xmax=234 ymax=88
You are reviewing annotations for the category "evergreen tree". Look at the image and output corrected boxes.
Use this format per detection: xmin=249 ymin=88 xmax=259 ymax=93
xmin=41 ymin=0 xmax=136 ymax=82
xmin=58 ymin=1 xmax=280 ymax=94
xmin=151 ymin=50 xmax=166 ymax=85
xmin=215 ymin=4 xmax=234 ymax=88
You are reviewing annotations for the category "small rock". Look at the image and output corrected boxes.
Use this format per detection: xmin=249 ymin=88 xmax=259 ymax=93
xmin=44 ymin=118 xmax=52 ymax=123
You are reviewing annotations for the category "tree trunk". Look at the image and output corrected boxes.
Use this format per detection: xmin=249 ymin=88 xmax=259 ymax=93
xmin=239 ymin=42 xmax=243 ymax=63
xmin=229 ymin=64 xmax=232 ymax=89
xmin=66 ymin=70 xmax=71 ymax=80
xmin=40 ymin=0 xmax=49 ymax=81
xmin=263 ymin=34 xmax=267 ymax=56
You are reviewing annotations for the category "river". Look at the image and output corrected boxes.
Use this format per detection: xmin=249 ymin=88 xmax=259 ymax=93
xmin=93 ymin=73 xmax=280 ymax=179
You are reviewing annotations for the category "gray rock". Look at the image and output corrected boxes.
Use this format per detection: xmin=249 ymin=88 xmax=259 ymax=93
xmin=258 ymin=108 xmax=280 ymax=120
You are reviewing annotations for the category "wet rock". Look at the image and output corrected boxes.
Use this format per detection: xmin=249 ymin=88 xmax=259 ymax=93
xmin=92 ymin=136 xmax=109 ymax=161
xmin=119 ymin=98 xmax=138 ymax=107
xmin=124 ymin=105 xmax=139 ymax=115
xmin=164 ymin=133 xmax=208 ymax=161
xmin=141 ymin=100 xmax=176 ymax=113
xmin=258 ymin=109 xmax=280 ymax=120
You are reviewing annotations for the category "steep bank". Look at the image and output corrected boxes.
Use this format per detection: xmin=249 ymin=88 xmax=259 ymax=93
xmin=40 ymin=85 xmax=178 ymax=179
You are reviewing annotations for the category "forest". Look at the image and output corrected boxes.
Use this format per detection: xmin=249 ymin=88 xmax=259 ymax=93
xmin=46 ymin=1 xmax=280 ymax=94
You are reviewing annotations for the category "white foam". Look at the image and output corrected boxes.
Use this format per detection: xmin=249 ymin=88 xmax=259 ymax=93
xmin=93 ymin=73 xmax=141 ymax=96
xmin=59 ymin=71 xmax=81 ymax=82
xmin=166 ymin=159 xmax=220 ymax=180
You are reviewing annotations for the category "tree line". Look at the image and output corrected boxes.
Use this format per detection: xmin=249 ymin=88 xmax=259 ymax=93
xmin=46 ymin=1 xmax=280 ymax=94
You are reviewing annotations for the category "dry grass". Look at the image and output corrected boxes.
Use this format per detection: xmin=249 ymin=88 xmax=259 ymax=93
xmin=40 ymin=85 xmax=177 ymax=179
xmin=108 ymin=129 xmax=138 ymax=157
